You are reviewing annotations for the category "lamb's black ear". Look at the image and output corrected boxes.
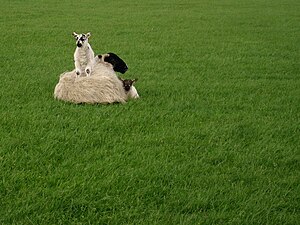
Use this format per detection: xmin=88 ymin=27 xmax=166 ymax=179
xmin=118 ymin=76 xmax=124 ymax=82
xmin=105 ymin=52 xmax=128 ymax=74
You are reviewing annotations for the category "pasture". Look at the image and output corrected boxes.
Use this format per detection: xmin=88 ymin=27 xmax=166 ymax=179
xmin=0 ymin=0 xmax=299 ymax=224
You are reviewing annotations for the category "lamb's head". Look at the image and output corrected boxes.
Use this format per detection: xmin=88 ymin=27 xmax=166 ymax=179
xmin=119 ymin=77 xmax=138 ymax=92
xmin=72 ymin=32 xmax=91 ymax=47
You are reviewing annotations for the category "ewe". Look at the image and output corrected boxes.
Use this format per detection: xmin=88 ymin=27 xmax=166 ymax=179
xmin=54 ymin=60 xmax=129 ymax=104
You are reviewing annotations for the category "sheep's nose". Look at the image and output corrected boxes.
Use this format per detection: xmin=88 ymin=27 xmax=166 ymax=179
xmin=77 ymin=43 xmax=82 ymax=47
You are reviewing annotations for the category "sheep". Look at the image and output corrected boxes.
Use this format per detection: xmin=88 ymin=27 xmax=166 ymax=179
xmin=72 ymin=32 xmax=95 ymax=77
xmin=54 ymin=60 xmax=129 ymax=104
xmin=118 ymin=77 xmax=140 ymax=99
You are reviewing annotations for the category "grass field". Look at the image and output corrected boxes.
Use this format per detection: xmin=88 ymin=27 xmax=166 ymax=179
xmin=1 ymin=0 xmax=299 ymax=224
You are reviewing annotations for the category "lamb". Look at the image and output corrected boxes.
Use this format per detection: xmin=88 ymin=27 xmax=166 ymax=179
xmin=72 ymin=32 xmax=95 ymax=77
xmin=118 ymin=77 xmax=140 ymax=99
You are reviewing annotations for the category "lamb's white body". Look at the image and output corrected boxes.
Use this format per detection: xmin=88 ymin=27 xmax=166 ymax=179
xmin=74 ymin=43 xmax=94 ymax=77
xmin=127 ymin=86 xmax=139 ymax=99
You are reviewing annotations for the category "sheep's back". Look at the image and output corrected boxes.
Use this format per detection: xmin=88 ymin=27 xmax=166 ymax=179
xmin=54 ymin=63 xmax=127 ymax=104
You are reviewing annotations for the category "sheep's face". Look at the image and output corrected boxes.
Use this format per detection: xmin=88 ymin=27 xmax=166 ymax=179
xmin=72 ymin=32 xmax=91 ymax=47
xmin=119 ymin=78 xmax=137 ymax=92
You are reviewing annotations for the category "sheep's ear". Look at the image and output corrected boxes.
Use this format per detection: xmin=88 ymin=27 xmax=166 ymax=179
xmin=72 ymin=32 xmax=78 ymax=37
xmin=133 ymin=78 xmax=138 ymax=83
xmin=86 ymin=32 xmax=91 ymax=38
xmin=118 ymin=76 xmax=124 ymax=82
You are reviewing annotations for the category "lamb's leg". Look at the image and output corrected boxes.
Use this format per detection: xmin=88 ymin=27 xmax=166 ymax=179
xmin=85 ymin=61 xmax=93 ymax=76
xmin=85 ymin=67 xmax=91 ymax=77
xmin=74 ymin=60 xmax=81 ymax=77
xmin=75 ymin=68 xmax=81 ymax=77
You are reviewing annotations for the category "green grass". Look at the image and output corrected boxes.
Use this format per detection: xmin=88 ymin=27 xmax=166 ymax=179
xmin=1 ymin=0 xmax=299 ymax=224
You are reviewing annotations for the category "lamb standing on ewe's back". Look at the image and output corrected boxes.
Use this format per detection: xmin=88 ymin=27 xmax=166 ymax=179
xmin=72 ymin=32 xmax=95 ymax=77
xmin=54 ymin=57 xmax=131 ymax=104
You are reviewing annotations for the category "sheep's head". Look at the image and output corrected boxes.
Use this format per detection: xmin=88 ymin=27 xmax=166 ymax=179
xmin=104 ymin=53 xmax=128 ymax=74
xmin=72 ymin=32 xmax=91 ymax=47
xmin=119 ymin=77 xmax=138 ymax=92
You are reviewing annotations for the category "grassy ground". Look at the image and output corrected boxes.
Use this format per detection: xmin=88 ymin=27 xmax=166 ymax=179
xmin=0 ymin=0 xmax=299 ymax=224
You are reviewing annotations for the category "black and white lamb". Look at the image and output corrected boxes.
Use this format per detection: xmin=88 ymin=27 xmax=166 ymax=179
xmin=72 ymin=32 xmax=95 ymax=77
xmin=118 ymin=77 xmax=140 ymax=99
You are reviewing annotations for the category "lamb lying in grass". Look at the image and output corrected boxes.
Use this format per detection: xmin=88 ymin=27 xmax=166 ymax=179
xmin=54 ymin=61 xmax=127 ymax=104
xmin=118 ymin=78 xmax=140 ymax=99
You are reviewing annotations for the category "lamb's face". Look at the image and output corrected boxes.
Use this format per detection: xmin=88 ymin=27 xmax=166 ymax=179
xmin=72 ymin=32 xmax=91 ymax=47
xmin=121 ymin=79 xmax=137 ymax=92
xmin=123 ymin=80 xmax=134 ymax=92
